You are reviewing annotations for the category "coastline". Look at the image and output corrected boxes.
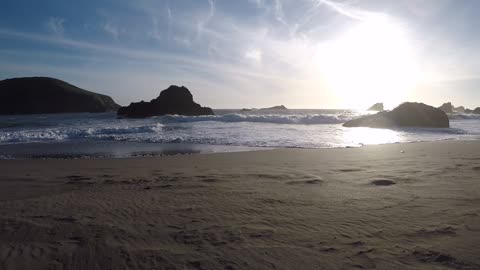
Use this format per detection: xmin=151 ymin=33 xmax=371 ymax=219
xmin=0 ymin=140 xmax=479 ymax=269
xmin=0 ymin=136 xmax=477 ymax=160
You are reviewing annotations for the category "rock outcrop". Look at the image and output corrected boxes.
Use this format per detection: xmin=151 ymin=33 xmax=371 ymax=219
xmin=343 ymin=102 xmax=449 ymax=128
xmin=117 ymin=85 xmax=214 ymax=118
xmin=260 ymin=105 xmax=288 ymax=110
xmin=438 ymin=102 xmax=454 ymax=114
xmin=455 ymin=106 xmax=466 ymax=113
xmin=0 ymin=77 xmax=119 ymax=115
xmin=368 ymin=103 xmax=384 ymax=111
xmin=473 ymin=107 xmax=480 ymax=114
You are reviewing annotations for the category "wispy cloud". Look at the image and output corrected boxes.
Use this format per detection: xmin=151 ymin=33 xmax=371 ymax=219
xmin=102 ymin=22 xmax=120 ymax=40
xmin=196 ymin=0 xmax=216 ymax=39
xmin=245 ymin=48 xmax=262 ymax=62
xmin=3 ymin=0 xmax=479 ymax=107
xmin=45 ymin=17 xmax=65 ymax=36
xmin=274 ymin=0 xmax=287 ymax=25
xmin=0 ymin=28 xmax=299 ymax=82
xmin=314 ymin=0 xmax=376 ymax=21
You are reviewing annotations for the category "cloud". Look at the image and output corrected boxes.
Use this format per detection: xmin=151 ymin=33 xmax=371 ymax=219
xmin=314 ymin=0 xmax=377 ymax=21
xmin=196 ymin=0 xmax=216 ymax=39
xmin=167 ymin=6 xmax=173 ymax=39
xmin=102 ymin=22 xmax=119 ymax=40
xmin=4 ymin=0 xmax=477 ymax=108
xmin=274 ymin=0 xmax=287 ymax=25
xmin=245 ymin=48 xmax=262 ymax=62
xmin=45 ymin=17 xmax=65 ymax=36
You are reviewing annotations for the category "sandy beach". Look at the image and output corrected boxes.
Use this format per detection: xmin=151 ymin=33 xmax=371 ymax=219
xmin=0 ymin=140 xmax=479 ymax=270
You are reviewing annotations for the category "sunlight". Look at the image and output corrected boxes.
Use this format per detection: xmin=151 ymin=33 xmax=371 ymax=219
xmin=316 ymin=16 xmax=419 ymax=109
xmin=342 ymin=127 xmax=401 ymax=146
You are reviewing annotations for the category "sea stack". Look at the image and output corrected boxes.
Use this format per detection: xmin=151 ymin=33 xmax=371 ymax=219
xmin=438 ymin=102 xmax=455 ymax=113
xmin=0 ymin=77 xmax=119 ymax=114
xmin=368 ymin=103 xmax=384 ymax=111
xmin=455 ymin=106 xmax=466 ymax=113
xmin=118 ymin=85 xmax=214 ymax=118
xmin=343 ymin=102 xmax=449 ymax=128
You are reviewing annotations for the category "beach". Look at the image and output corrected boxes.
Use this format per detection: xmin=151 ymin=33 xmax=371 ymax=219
xmin=0 ymin=140 xmax=479 ymax=269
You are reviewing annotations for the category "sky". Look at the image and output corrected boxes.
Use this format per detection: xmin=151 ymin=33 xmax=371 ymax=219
xmin=1 ymin=0 xmax=480 ymax=109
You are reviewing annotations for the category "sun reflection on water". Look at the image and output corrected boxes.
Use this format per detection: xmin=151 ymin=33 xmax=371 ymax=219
xmin=341 ymin=127 xmax=401 ymax=146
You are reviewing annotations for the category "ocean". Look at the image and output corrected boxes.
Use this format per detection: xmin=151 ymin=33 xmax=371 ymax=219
xmin=1 ymin=109 xmax=479 ymax=159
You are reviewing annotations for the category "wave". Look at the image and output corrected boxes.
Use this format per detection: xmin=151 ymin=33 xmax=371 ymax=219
xmin=449 ymin=113 xmax=480 ymax=120
xmin=158 ymin=113 xmax=353 ymax=125
xmin=0 ymin=123 xmax=165 ymax=144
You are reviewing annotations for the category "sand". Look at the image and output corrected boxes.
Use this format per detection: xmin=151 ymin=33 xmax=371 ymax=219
xmin=0 ymin=140 xmax=479 ymax=270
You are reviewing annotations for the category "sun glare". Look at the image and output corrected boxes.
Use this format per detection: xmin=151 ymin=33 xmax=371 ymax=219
xmin=316 ymin=16 xmax=419 ymax=109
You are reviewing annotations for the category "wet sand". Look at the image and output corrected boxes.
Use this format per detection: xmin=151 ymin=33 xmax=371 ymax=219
xmin=0 ymin=141 xmax=479 ymax=270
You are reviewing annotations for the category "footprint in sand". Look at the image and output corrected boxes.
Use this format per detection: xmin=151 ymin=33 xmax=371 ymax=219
xmin=371 ymin=179 xmax=396 ymax=186
xmin=287 ymin=178 xmax=323 ymax=185
xmin=337 ymin=168 xmax=364 ymax=172
xmin=412 ymin=250 xmax=478 ymax=269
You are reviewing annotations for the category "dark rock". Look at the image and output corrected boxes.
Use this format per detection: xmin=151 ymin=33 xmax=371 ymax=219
xmin=0 ymin=77 xmax=120 ymax=115
xmin=260 ymin=105 xmax=288 ymax=110
xmin=118 ymin=85 xmax=214 ymax=118
xmin=368 ymin=103 xmax=384 ymax=111
xmin=473 ymin=107 xmax=480 ymax=114
xmin=465 ymin=109 xmax=473 ymax=114
xmin=240 ymin=108 xmax=252 ymax=112
xmin=343 ymin=102 xmax=449 ymax=128
xmin=438 ymin=102 xmax=454 ymax=113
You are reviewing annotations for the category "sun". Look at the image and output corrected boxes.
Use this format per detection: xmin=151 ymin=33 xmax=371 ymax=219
xmin=315 ymin=16 xmax=419 ymax=109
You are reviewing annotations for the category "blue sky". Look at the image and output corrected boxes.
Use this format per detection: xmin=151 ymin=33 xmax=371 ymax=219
xmin=1 ymin=0 xmax=480 ymax=109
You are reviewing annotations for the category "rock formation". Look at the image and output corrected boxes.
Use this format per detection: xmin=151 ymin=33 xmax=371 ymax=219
xmin=343 ymin=102 xmax=449 ymax=128
xmin=260 ymin=105 xmax=288 ymax=110
xmin=368 ymin=103 xmax=384 ymax=111
xmin=438 ymin=102 xmax=455 ymax=114
xmin=0 ymin=77 xmax=119 ymax=115
xmin=117 ymin=85 xmax=214 ymax=118
xmin=454 ymin=106 xmax=466 ymax=113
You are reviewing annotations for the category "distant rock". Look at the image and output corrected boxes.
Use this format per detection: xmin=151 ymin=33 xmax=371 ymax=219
xmin=240 ymin=108 xmax=252 ymax=112
xmin=454 ymin=106 xmax=465 ymax=113
xmin=117 ymin=85 xmax=214 ymax=118
xmin=0 ymin=77 xmax=119 ymax=115
xmin=343 ymin=102 xmax=449 ymax=128
xmin=473 ymin=107 xmax=480 ymax=114
xmin=260 ymin=105 xmax=288 ymax=110
xmin=438 ymin=102 xmax=455 ymax=114
xmin=368 ymin=103 xmax=384 ymax=111
xmin=465 ymin=109 xmax=473 ymax=114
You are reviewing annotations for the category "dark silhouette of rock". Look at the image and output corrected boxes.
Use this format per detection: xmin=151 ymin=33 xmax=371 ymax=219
xmin=368 ymin=103 xmax=384 ymax=111
xmin=118 ymin=85 xmax=214 ymax=118
xmin=438 ymin=102 xmax=454 ymax=113
xmin=260 ymin=105 xmax=288 ymax=110
xmin=343 ymin=102 xmax=449 ymax=128
xmin=0 ymin=77 xmax=119 ymax=115
xmin=454 ymin=106 xmax=465 ymax=113
xmin=240 ymin=108 xmax=252 ymax=112
xmin=473 ymin=107 xmax=480 ymax=114
xmin=465 ymin=109 xmax=473 ymax=114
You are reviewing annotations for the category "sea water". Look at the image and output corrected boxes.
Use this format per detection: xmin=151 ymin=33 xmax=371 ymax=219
xmin=0 ymin=109 xmax=479 ymax=158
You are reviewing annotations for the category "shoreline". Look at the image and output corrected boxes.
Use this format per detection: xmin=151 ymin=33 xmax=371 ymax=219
xmin=0 ymin=140 xmax=479 ymax=269
xmin=0 ymin=137 xmax=478 ymax=160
